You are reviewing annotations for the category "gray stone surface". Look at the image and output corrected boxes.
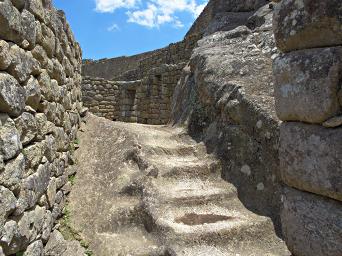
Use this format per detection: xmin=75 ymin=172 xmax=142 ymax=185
xmin=323 ymin=116 xmax=342 ymax=128
xmin=8 ymin=44 xmax=40 ymax=83
xmin=11 ymin=0 xmax=26 ymax=11
xmin=280 ymin=123 xmax=342 ymax=201
xmin=23 ymin=240 xmax=44 ymax=256
xmin=14 ymin=112 xmax=38 ymax=146
xmin=0 ymin=0 xmax=82 ymax=254
xmin=22 ymin=141 xmax=45 ymax=169
xmin=1 ymin=206 xmax=45 ymax=255
xmin=274 ymin=47 xmax=342 ymax=123
xmin=0 ymin=0 xmax=23 ymax=44
xmin=25 ymin=76 xmax=41 ymax=110
xmin=0 ymin=153 xmax=25 ymax=191
xmin=43 ymin=230 xmax=67 ymax=256
xmin=281 ymin=187 xmax=342 ymax=256
xmin=0 ymin=72 xmax=26 ymax=117
xmin=15 ymin=162 xmax=51 ymax=215
xmin=273 ymin=0 xmax=342 ymax=52
xmin=21 ymin=9 xmax=36 ymax=49
xmin=0 ymin=114 xmax=22 ymax=160
xmin=171 ymin=16 xmax=282 ymax=230
xmin=0 ymin=186 xmax=16 ymax=235
xmin=0 ymin=40 xmax=11 ymax=70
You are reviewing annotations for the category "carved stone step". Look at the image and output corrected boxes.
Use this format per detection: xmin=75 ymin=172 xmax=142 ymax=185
xmin=143 ymin=177 xmax=237 ymax=205
xmin=145 ymin=200 xmax=275 ymax=246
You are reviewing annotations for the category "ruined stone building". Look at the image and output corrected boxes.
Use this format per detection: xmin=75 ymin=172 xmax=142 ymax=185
xmin=0 ymin=0 xmax=341 ymax=256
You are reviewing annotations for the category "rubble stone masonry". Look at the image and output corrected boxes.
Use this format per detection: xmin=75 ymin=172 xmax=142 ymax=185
xmin=0 ymin=0 xmax=83 ymax=254
xmin=82 ymin=63 xmax=184 ymax=124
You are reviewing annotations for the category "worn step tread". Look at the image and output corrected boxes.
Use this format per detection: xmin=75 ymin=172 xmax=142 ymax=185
xmin=147 ymin=155 xmax=220 ymax=178
xmin=144 ymin=178 xmax=237 ymax=205
xmin=92 ymin=226 xmax=162 ymax=256
xmin=168 ymin=243 xmax=291 ymax=256
xmin=146 ymin=201 xmax=275 ymax=246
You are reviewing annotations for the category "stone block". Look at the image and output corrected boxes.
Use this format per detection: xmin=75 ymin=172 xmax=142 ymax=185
xmin=26 ymin=0 xmax=45 ymax=21
xmin=280 ymin=123 xmax=342 ymax=201
xmin=273 ymin=0 xmax=342 ymax=52
xmin=1 ymin=206 xmax=45 ymax=255
xmin=0 ymin=72 xmax=26 ymax=117
xmin=0 ymin=153 xmax=25 ymax=191
xmin=35 ymin=113 xmax=55 ymax=140
xmin=0 ymin=114 xmax=22 ymax=161
xmin=281 ymin=187 xmax=342 ymax=256
xmin=274 ymin=47 xmax=341 ymax=123
xmin=24 ymin=76 xmax=41 ymax=110
xmin=31 ymin=45 xmax=48 ymax=68
xmin=43 ymin=230 xmax=67 ymax=256
xmin=21 ymin=9 xmax=36 ymax=49
xmin=15 ymin=162 xmax=51 ymax=215
xmin=0 ymin=0 xmax=23 ymax=44
xmin=0 ymin=186 xmax=16 ymax=235
xmin=22 ymin=141 xmax=46 ymax=169
xmin=41 ymin=23 xmax=55 ymax=57
xmin=23 ymin=240 xmax=43 ymax=256
xmin=14 ymin=112 xmax=38 ymax=146
xmin=8 ymin=44 xmax=40 ymax=83
xmin=38 ymin=69 xmax=53 ymax=101
xmin=46 ymin=177 xmax=56 ymax=208
xmin=0 ymin=40 xmax=11 ymax=70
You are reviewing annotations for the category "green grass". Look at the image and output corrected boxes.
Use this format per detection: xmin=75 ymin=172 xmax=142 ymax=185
xmin=74 ymin=138 xmax=80 ymax=145
xmin=68 ymin=174 xmax=76 ymax=185
xmin=59 ymin=205 xmax=94 ymax=256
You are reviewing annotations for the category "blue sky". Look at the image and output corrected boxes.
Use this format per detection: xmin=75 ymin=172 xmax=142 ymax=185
xmin=53 ymin=0 xmax=208 ymax=60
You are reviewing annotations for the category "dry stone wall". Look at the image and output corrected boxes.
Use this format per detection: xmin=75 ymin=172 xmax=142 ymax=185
xmin=273 ymin=1 xmax=342 ymax=256
xmin=82 ymin=63 xmax=184 ymax=124
xmin=0 ymin=0 xmax=84 ymax=255
xmin=82 ymin=76 xmax=120 ymax=121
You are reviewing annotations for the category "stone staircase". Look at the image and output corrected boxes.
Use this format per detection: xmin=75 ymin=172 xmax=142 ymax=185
xmin=67 ymin=115 xmax=290 ymax=256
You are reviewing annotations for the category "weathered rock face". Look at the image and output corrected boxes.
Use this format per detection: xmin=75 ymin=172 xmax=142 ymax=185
xmin=0 ymin=0 xmax=83 ymax=254
xmin=171 ymin=3 xmax=284 ymax=231
xmin=281 ymin=187 xmax=342 ymax=256
xmin=273 ymin=47 xmax=342 ymax=123
xmin=273 ymin=1 xmax=342 ymax=256
xmin=280 ymin=123 xmax=342 ymax=201
xmin=273 ymin=0 xmax=342 ymax=52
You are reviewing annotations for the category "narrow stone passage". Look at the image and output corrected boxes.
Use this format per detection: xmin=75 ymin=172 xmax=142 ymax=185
xmin=67 ymin=114 xmax=290 ymax=256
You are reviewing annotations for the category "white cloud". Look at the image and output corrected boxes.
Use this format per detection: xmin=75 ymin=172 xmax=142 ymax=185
xmin=128 ymin=0 xmax=208 ymax=28
xmin=107 ymin=23 xmax=120 ymax=31
xmin=95 ymin=0 xmax=139 ymax=13
xmin=95 ymin=0 xmax=208 ymax=28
